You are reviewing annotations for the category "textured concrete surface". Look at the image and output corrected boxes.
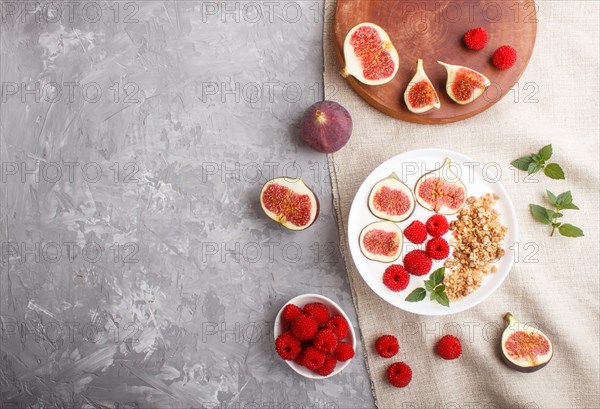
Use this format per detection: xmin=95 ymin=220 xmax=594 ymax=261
xmin=0 ymin=1 xmax=373 ymax=407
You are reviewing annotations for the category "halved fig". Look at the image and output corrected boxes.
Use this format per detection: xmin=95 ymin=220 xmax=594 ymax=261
xmin=359 ymin=221 xmax=403 ymax=262
xmin=341 ymin=23 xmax=399 ymax=86
xmin=438 ymin=61 xmax=491 ymax=104
xmin=501 ymin=313 xmax=553 ymax=372
xmin=260 ymin=177 xmax=319 ymax=231
xmin=415 ymin=158 xmax=466 ymax=214
xmin=368 ymin=173 xmax=415 ymax=222
xmin=404 ymin=59 xmax=440 ymax=114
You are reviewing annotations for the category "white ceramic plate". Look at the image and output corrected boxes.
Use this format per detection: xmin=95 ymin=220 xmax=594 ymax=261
xmin=274 ymin=294 xmax=356 ymax=379
xmin=348 ymin=149 xmax=518 ymax=316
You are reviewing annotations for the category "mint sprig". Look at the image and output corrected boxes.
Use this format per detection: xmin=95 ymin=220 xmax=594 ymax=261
xmin=405 ymin=268 xmax=449 ymax=307
xmin=511 ymin=144 xmax=565 ymax=179
xmin=530 ymin=190 xmax=583 ymax=237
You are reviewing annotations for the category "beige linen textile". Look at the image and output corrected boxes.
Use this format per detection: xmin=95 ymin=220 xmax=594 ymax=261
xmin=323 ymin=1 xmax=600 ymax=408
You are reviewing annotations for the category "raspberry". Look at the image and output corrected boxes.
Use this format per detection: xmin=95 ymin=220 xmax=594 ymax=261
xmin=404 ymin=220 xmax=427 ymax=244
xmin=314 ymin=354 xmax=337 ymax=376
xmin=426 ymin=215 xmax=449 ymax=237
xmin=436 ymin=335 xmax=462 ymax=360
xmin=275 ymin=331 xmax=302 ymax=360
xmin=303 ymin=302 xmax=330 ymax=325
xmin=302 ymin=346 xmax=326 ymax=370
xmin=282 ymin=304 xmax=302 ymax=322
xmin=293 ymin=349 xmax=305 ymax=366
xmin=313 ymin=329 xmax=339 ymax=354
xmin=463 ymin=27 xmax=488 ymax=50
xmin=493 ymin=45 xmax=517 ymax=70
xmin=383 ymin=265 xmax=410 ymax=292
xmin=426 ymin=237 xmax=450 ymax=260
xmin=325 ymin=315 xmax=349 ymax=340
xmin=387 ymin=362 xmax=412 ymax=388
xmin=291 ymin=314 xmax=318 ymax=341
xmin=403 ymin=250 xmax=432 ymax=276
xmin=375 ymin=335 xmax=399 ymax=358
xmin=334 ymin=342 xmax=355 ymax=361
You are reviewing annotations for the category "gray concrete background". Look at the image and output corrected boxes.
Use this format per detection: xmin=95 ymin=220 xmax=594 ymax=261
xmin=0 ymin=1 xmax=373 ymax=407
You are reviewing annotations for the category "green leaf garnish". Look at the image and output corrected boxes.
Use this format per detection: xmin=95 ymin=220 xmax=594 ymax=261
xmin=538 ymin=144 xmax=553 ymax=161
xmin=405 ymin=288 xmax=426 ymax=302
xmin=433 ymin=291 xmax=450 ymax=307
xmin=558 ymin=224 xmax=584 ymax=238
xmin=511 ymin=157 xmax=534 ymax=171
xmin=424 ymin=280 xmax=435 ymax=292
xmin=531 ymin=191 xmax=583 ymax=237
xmin=544 ymin=163 xmax=565 ymax=179
xmin=430 ymin=268 xmax=445 ymax=286
xmin=546 ymin=190 xmax=558 ymax=205
xmin=405 ymin=269 xmax=449 ymax=307
xmin=527 ymin=162 xmax=541 ymax=175
xmin=530 ymin=204 xmax=552 ymax=224
xmin=511 ymin=144 xmax=566 ymax=180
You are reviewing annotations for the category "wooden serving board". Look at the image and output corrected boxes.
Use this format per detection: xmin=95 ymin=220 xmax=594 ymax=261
xmin=333 ymin=0 xmax=537 ymax=124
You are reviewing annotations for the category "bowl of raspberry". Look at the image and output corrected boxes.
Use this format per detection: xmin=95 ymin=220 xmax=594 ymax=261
xmin=274 ymin=294 xmax=356 ymax=379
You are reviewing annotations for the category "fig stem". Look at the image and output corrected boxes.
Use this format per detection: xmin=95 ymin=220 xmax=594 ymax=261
xmin=340 ymin=67 xmax=350 ymax=78
xmin=504 ymin=312 xmax=516 ymax=324
xmin=314 ymin=110 xmax=327 ymax=125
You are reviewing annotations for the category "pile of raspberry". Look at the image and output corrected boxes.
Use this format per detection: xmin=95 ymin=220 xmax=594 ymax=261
xmin=383 ymin=214 xmax=451 ymax=292
xmin=275 ymin=302 xmax=354 ymax=376
xmin=374 ymin=333 xmax=463 ymax=388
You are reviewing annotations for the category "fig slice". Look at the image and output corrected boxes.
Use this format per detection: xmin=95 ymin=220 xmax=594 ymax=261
xmin=341 ymin=23 xmax=399 ymax=86
xmin=404 ymin=59 xmax=440 ymax=114
xmin=368 ymin=173 xmax=415 ymax=222
xmin=415 ymin=158 xmax=466 ymax=215
xmin=501 ymin=313 xmax=553 ymax=372
xmin=438 ymin=61 xmax=491 ymax=105
xmin=359 ymin=221 xmax=403 ymax=263
xmin=260 ymin=177 xmax=319 ymax=231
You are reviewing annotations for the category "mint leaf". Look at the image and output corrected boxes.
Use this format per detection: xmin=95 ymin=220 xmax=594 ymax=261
xmin=546 ymin=190 xmax=558 ymax=205
xmin=424 ymin=280 xmax=435 ymax=292
xmin=531 ymin=153 xmax=542 ymax=163
xmin=545 ymin=209 xmax=562 ymax=220
xmin=405 ymin=288 xmax=426 ymax=302
xmin=432 ymin=290 xmax=450 ymax=307
xmin=538 ymin=144 xmax=553 ymax=161
xmin=530 ymin=204 xmax=552 ymax=224
xmin=434 ymin=284 xmax=446 ymax=294
xmin=430 ymin=268 xmax=445 ymax=286
xmin=558 ymin=224 xmax=584 ymax=238
xmin=544 ymin=163 xmax=565 ymax=179
xmin=555 ymin=191 xmax=573 ymax=206
xmin=511 ymin=156 xmax=534 ymax=171
xmin=527 ymin=162 xmax=541 ymax=175
xmin=560 ymin=203 xmax=580 ymax=210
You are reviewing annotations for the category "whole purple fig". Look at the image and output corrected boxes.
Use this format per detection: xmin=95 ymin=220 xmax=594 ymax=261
xmin=300 ymin=101 xmax=352 ymax=153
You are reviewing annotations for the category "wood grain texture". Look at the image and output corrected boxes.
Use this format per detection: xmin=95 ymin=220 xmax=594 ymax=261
xmin=333 ymin=0 xmax=537 ymax=124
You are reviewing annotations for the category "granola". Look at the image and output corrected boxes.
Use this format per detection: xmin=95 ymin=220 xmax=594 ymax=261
xmin=443 ymin=193 xmax=507 ymax=301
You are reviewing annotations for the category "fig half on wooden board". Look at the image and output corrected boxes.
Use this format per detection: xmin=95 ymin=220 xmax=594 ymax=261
xmin=500 ymin=313 xmax=553 ymax=372
xmin=341 ymin=22 xmax=399 ymax=86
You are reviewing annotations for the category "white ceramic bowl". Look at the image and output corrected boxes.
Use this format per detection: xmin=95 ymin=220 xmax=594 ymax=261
xmin=274 ymin=294 xmax=356 ymax=379
xmin=348 ymin=148 xmax=518 ymax=316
